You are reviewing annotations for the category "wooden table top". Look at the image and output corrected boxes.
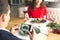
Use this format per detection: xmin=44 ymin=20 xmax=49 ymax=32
xmin=7 ymin=17 xmax=60 ymax=40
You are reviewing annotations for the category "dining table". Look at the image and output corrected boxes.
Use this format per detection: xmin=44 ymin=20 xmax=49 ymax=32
xmin=14 ymin=18 xmax=52 ymax=40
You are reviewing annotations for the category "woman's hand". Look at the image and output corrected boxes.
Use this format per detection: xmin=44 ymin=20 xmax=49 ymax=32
xmin=27 ymin=29 xmax=37 ymax=40
xmin=24 ymin=13 xmax=29 ymax=21
xmin=48 ymin=17 xmax=55 ymax=21
xmin=10 ymin=24 xmax=20 ymax=35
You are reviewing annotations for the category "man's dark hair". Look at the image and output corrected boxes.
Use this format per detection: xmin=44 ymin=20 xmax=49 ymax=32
xmin=0 ymin=0 xmax=9 ymax=16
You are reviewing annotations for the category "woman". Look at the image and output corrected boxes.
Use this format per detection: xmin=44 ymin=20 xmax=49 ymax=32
xmin=25 ymin=0 xmax=47 ymax=19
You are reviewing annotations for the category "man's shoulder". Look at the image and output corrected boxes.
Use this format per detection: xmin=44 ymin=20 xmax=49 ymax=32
xmin=0 ymin=30 xmax=11 ymax=35
xmin=0 ymin=30 xmax=22 ymax=40
xmin=0 ymin=30 xmax=8 ymax=33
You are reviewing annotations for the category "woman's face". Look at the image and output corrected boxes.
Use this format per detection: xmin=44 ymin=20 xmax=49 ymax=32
xmin=36 ymin=0 xmax=42 ymax=5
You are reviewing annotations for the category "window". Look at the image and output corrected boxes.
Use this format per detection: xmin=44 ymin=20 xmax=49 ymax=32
xmin=10 ymin=0 xmax=22 ymax=5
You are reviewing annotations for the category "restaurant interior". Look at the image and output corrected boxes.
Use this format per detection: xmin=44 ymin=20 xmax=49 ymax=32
xmin=6 ymin=0 xmax=60 ymax=40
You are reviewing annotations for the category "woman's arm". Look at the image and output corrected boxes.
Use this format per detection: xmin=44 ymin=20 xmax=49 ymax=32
xmin=44 ymin=6 xmax=47 ymax=19
xmin=24 ymin=12 xmax=29 ymax=21
xmin=28 ymin=6 xmax=32 ymax=18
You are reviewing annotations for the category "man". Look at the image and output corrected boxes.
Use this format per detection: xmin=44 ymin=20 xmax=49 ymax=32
xmin=0 ymin=0 xmax=36 ymax=40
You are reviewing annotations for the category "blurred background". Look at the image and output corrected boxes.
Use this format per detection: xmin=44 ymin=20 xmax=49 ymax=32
xmin=8 ymin=0 xmax=60 ymax=18
xmin=7 ymin=1 xmax=60 ymax=40
xmin=7 ymin=0 xmax=60 ymax=29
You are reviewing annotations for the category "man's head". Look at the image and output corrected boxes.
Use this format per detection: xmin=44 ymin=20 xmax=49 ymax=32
xmin=0 ymin=0 xmax=10 ymax=28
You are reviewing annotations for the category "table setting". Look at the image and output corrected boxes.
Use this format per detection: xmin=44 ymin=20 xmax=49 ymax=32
xmin=14 ymin=18 xmax=52 ymax=40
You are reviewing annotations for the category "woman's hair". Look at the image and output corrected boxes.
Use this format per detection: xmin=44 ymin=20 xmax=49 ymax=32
xmin=30 ymin=0 xmax=45 ymax=10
